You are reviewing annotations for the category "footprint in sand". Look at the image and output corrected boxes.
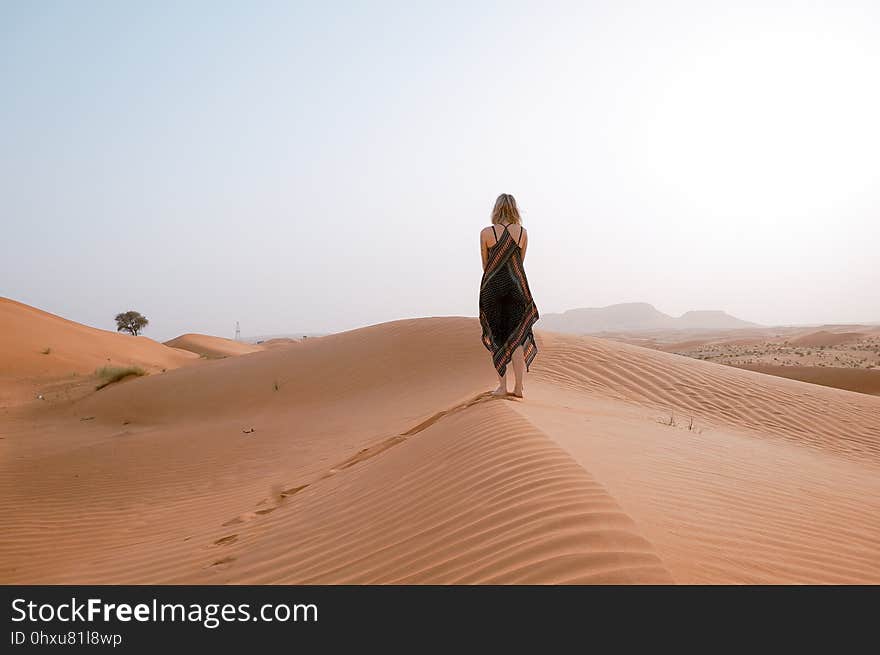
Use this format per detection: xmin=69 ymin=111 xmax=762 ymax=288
xmin=214 ymin=534 xmax=238 ymax=546
xmin=217 ymin=393 xmax=499 ymax=532
xmin=221 ymin=485 xmax=306 ymax=529
xmin=280 ymin=484 xmax=308 ymax=498
xmin=222 ymin=512 xmax=258 ymax=527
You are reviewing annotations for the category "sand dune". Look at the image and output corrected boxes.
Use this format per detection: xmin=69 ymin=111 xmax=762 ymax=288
xmin=736 ymin=364 xmax=880 ymax=397
xmin=164 ymin=333 xmax=263 ymax=359
xmin=789 ymin=330 xmax=866 ymax=348
xmin=2 ymin=309 xmax=879 ymax=584
xmin=0 ymin=297 xmax=197 ymax=406
xmin=531 ymin=331 xmax=879 ymax=459
xmin=190 ymin=398 xmax=670 ymax=584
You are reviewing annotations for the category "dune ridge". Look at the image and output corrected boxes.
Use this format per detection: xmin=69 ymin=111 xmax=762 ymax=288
xmin=164 ymin=334 xmax=263 ymax=359
xmin=189 ymin=397 xmax=671 ymax=584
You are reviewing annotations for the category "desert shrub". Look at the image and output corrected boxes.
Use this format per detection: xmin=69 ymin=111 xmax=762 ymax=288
xmin=95 ymin=366 xmax=146 ymax=390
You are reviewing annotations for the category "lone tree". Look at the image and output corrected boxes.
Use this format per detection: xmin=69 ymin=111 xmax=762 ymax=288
xmin=115 ymin=311 xmax=149 ymax=336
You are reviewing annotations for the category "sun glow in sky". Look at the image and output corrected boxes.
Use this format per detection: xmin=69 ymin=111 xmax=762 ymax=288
xmin=2 ymin=1 xmax=878 ymax=340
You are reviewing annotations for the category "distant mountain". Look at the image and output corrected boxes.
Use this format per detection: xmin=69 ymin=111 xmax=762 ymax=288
xmin=675 ymin=310 xmax=757 ymax=329
xmin=537 ymin=303 xmax=757 ymax=334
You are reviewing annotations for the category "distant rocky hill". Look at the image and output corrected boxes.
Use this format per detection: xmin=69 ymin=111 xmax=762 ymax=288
xmin=537 ymin=303 xmax=757 ymax=334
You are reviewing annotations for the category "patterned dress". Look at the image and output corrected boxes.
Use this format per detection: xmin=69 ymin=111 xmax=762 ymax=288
xmin=479 ymin=223 xmax=539 ymax=377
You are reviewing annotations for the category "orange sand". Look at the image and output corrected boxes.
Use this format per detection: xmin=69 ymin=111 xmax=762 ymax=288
xmin=164 ymin=334 xmax=263 ymax=359
xmin=0 ymin=297 xmax=197 ymax=407
xmin=258 ymin=338 xmax=300 ymax=349
xmin=1 ymin=304 xmax=878 ymax=584
xmin=737 ymin=364 xmax=880 ymax=397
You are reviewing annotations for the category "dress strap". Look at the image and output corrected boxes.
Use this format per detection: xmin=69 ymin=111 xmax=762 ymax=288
xmin=517 ymin=226 xmax=524 ymax=245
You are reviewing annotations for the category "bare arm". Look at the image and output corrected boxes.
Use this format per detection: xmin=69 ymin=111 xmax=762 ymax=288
xmin=480 ymin=228 xmax=489 ymax=271
xmin=520 ymin=227 xmax=528 ymax=262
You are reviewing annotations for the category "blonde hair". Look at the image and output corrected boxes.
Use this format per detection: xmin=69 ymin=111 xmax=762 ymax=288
xmin=491 ymin=193 xmax=522 ymax=225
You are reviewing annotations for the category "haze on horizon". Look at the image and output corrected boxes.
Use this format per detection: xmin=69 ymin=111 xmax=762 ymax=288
xmin=3 ymin=1 xmax=878 ymax=342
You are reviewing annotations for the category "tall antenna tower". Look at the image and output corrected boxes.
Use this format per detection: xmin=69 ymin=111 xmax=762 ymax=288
xmin=234 ymin=321 xmax=241 ymax=342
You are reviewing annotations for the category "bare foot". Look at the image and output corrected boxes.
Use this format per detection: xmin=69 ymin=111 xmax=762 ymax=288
xmin=491 ymin=385 xmax=508 ymax=397
xmin=511 ymin=386 xmax=524 ymax=398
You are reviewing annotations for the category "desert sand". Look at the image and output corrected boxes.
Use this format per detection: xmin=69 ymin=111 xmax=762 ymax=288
xmin=0 ymin=297 xmax=198 ymax=407
xmin=1 ymin=302 xmax=879 ymax=584
xmin=164 ymin=333 xmax=264 ymax=359
xmin=257 ymin=337 xmax=300 ymax=349
xmin=735 ymin=364 xmax=880 ymax=396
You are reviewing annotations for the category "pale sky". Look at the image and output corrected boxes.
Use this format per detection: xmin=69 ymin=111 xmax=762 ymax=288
xmin=3 ymin=1 xmax=878 ymax=341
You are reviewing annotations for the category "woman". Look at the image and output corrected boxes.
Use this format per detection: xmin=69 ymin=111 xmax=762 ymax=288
xmin=479 ymin=193 xmax=539 ymax=398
